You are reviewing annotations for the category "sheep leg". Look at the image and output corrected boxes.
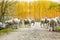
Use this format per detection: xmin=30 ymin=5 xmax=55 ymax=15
xmin=51 ymin=27 xmax=55 ymax=31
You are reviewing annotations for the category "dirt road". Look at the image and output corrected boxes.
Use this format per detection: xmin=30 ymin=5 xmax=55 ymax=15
xmin=0 ymin=22 xmax=60 ymax=40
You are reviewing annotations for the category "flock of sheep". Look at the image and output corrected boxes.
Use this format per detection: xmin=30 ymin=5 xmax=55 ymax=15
xmin=0 ymin=18 xmax=22 ymax=30
xmin=40 ymin=16 xmax=60 ymax=31
xmin=23 ymin=16 xmax=60 ymax=31
xmin=0 ymin=18 xmax=35 ymax=30
xmin=0 ymin=16 xmax=60 ymax=31
xmin=24 ymin=18 xmax=35 ymax=28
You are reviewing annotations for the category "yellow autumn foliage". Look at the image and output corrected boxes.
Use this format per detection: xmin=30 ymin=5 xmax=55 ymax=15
xmin=13 ymin=1 xmax=60 ymax=19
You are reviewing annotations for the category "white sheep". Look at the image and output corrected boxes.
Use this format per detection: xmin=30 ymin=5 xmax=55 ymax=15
xmin=5 ymin=18 xmax=20 ymax=29
xmin=48 ymin=18 xmax=58 ymax=31
xmin=13 ymin=18 xmax=20 ymax=24
xmin=55 ymin=16 xmax=60 ymax=26
xmin=40 ymin=18 xmax=50 ymax=28
xmin=0 ymin=22 xmax=6 ymax=29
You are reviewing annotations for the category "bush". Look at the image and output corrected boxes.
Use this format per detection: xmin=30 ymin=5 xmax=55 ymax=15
xmin=56 ymin=26 xmax=60 ymax=31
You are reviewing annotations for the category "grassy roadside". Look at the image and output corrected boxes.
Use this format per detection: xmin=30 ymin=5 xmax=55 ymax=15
xmin=0 ymin=28 xmax=15 ymax=35
xmin=0 ymin=24 xmax=24 ymax=35
xmin=56 ymin=26 xmax=60 ymax=31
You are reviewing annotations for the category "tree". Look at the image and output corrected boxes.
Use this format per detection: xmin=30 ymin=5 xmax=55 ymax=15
xmin=38 ymin=1 xmax=40 ymax=19
xmin=48 ymin=3 xmax=60 ymax=11
xmin=48 ymin=2 xmax=60 ymax=17
xmin=0 ymin=0 xmax=17 ymax=23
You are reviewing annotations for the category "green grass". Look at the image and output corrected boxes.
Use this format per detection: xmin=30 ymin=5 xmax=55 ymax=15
xmin=35 ymin=19 xmax=40 ymax=22
xmin=19 ymin=23 xmax=25 ymax=28
xmin=0 ymin=24 xmax=24 ymax=35
xmin=56 ymin=26 xmax=60 ymax=31
xmin=0 ymin=28 xmax=15 ymax=34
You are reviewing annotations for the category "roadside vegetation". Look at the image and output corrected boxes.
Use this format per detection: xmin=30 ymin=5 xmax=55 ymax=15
xmin=56 ymin=26 xmax=60 ymax=31
xmin=0 ymin=23 xmax=24 ymax=35
xmin=0 ymin=28 xmax=15 ymax=35
xmin=35 ymin=19 xmax=40 ymax=22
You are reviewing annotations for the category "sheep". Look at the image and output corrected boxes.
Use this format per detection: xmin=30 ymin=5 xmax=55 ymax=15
xmin=31 ymin=19 xmax=35 ymax=26
xmin=13 ymin=18 xmax=20 ymax=24
xmin=40 ymin=18 xmax=50 ymax=28
xmin=0 ymin=22 xmax=3 ymax=29
xmin=24 ymin=19 xmax=31 ymax=28
xmin=19 ymin=19 xmax=23 ymax=24
xmin=0 ymin=18 xmax=21 ymax=30
xmin=13 ymin=18 xmax=20 ymax=29
xmin=40 ymin=17 xmax=60 ymax=31
xmin=5 ymin=19 xmax=14 ymax=28
xmin=0 ymin=22 xmax=6 ymax=30
xmin=55 ymin=16 xmax=60 ymax=26
xmin=48 ymin=18 xmax=58 ymax=31
xmin=24 ymin=18 xmax=35 ymax=28
xmin=5 ymin=18 xmax=21 ymax=29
